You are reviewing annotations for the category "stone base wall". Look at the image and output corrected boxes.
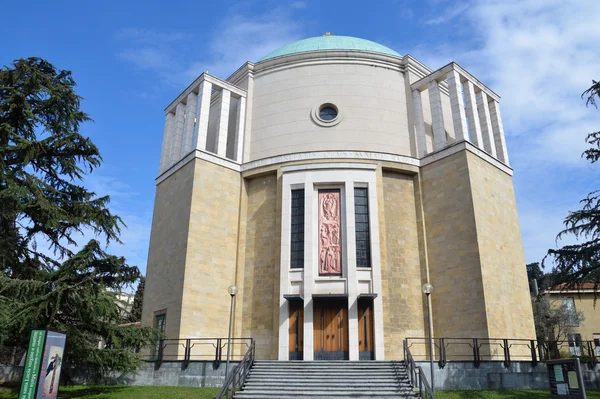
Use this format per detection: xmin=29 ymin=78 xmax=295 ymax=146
xmin=0 ymin=361 xmax=240 ymax=388
xmin=416 ymin=360 xmax=600 ymax=391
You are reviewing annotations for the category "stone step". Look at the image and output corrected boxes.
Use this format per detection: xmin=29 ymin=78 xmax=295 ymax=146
xmin=252 ymin=370 xmax=398 ymax=377
xmin=254 ymin=361 xmax=405 ymax=367
xmin=243 ymin=387 xmax=412 ymax=392
xmin=253 ymin=366 xmax=406 ymax=373
xmin=235 ymin=360 xmax=416 ymax=399
xmin=235 ymin=393 xmax=418 ymax=399
xmin=245 ymin=380 xmax=410 ymax=385
xmin=248 ymin=374 xmax=408 ymax=381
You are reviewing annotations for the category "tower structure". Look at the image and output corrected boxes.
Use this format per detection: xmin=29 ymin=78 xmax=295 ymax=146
xmin=141 ymin=35 xmax=535 ymax=361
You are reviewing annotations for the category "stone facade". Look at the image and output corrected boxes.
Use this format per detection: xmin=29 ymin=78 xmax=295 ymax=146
xmin=381 ymin=171 xmax=426 ymax=359
xmin=142 ymin=35 xmax=535 ymax=362
xmin=239 ymin=173 xmax=280 ymax=359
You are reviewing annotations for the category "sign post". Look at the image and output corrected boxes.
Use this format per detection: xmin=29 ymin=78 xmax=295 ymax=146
xmin=18 ymin=330 xmax=46 ymax=399
xmin=547 ymin=358 xmax=587 ymax=399
xmin=18 ymin=330 xmax=67 ymax=399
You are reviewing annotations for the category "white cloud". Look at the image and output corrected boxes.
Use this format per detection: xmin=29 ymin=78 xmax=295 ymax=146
xmin=410 ymin=0 xmax=600 ymax=264
xmin=451 ymin=0 xmax=600 ymax=263
xmin=426 ymin=2 xmax=470 ymax=25
xmin=117 ymin=4 xmax=305 ymax=86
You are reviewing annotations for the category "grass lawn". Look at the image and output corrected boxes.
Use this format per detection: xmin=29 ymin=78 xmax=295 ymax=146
xmin=436 ymin=389 xmax=600 ymax=399
xmin=0 ymin=385 xmax=220 ymax=399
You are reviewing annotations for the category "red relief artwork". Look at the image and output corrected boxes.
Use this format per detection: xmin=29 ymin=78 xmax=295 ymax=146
xmin=319 ymin=191 xmax=342 ymax=276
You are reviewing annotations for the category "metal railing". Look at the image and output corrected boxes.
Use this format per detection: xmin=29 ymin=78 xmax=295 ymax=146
xmin=405 ymin=337 xmax=600 ymax=368
xmin=404 ymin=340 xmax=435 ymax=399
xmin=146 ymin=337 xmax=252 ymax=369
xmin=216 ymin=339 xmax=255 ymax=399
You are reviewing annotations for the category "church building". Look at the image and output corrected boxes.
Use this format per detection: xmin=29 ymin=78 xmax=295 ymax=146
xmin=141 ymin=34 xmax=535 ymax=361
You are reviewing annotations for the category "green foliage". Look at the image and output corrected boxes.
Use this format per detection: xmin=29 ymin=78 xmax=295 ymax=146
xmin=127 ymin=277 xmax=144 ymax=323
xmin=531 ymin=295 xmax=584 ymax=342
xmin=545 ymin=80 xmax=600 ymax=289
xmin=0 ymin=58 xmax=154 ymax=375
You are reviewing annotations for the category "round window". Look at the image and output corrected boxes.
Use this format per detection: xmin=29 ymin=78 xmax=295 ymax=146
xmin=311 ymin=102 xmax=342 ymax=127
xmin=319 ymin=106 xmax=338 ymax=121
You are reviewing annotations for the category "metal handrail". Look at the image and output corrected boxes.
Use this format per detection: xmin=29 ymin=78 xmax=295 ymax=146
xmin=405 ymin=337 xmax=600 ymax=368
xmin=216 ymin=339 xmax=255 ymax=399
xmin=404 ymin=340 xmax=435 ymax=399
xmin=146 ymin=337 xmax=252 ymax=367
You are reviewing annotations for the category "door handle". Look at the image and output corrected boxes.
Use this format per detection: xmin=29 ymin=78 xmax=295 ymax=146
xmin=326 ymin=335 xmax=330 ymax=339
xmin=332 ymin=334 xmax=335 ymax=339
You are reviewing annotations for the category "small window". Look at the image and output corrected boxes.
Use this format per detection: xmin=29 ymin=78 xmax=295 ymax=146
xmin=290 ymin=189 xmax=305 ymax=269
xmin=319 ymin=106 xmax=338 ymax=121
xmin=562 ymin=298 xmax=579 ymax=326
xmin=155 ymin=314 xmax=166 ymax=335
xmin=153 ymin=313 xmax=167 ymax=360
xmin=311 ymin=103 xmax=342 ymax=126
xmin=568 ymin=333 xmax=582 ymax=356
xmin=354 ymin=187 xmax=371 ymax=268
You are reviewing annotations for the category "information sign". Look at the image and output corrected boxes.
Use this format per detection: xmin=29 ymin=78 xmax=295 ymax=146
xmin=18 ymin=330 xmax=46 ymax=399
xmin=547 ymin=358 xmax=587 ymax=399
xmin=17 ymin=330 xmax=67 ymax=399
xmin=35 ymin=331 xmax=67 ymax=399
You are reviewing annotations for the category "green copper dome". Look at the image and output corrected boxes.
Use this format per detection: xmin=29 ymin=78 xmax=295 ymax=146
xmin=259 ymin=35 xmax=401 ymax=61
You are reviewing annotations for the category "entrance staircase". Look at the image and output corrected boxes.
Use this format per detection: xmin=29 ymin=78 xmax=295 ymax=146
xmin=234 ymin=360 xmax=419 ymax=399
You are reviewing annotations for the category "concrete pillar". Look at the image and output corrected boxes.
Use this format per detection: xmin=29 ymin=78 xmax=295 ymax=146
xmin=195 ymin=80 xmax=212 ymax=151
xmin=234 ymin=96 xmax=246 ymax=163
xmin=278 ymin=178 xmax=292 ymax=360
xmin=489 ymin=100 xmax=509 ymax=165
xmin=169 ymin=102 xmax=185 ymax=165
xmin=303 ymin=186 xmax=315 ymax=361
xmin=181 ymin=92 xmax=197 ymax=157
xmin=367 ymin=179 xmax=384 ymax=360
xmin=428 ymin=80 xmax=446 ymax=151
xmin=345 ymin=182 xmax=359 ymax=361
xmin=216 ymin=89 xmax=231 ymax=158
xmin=159 ymin=112 xmax=175 ymax=173
xmin=476 ymin=91 xmax=497 ymax=157
xmin=446 ymin=70 xmax=468 ymax=142
xmin=412 ymin=90 xmax=428 ymax=158
xmin=464 ymin=80 xmax=484 ymax=149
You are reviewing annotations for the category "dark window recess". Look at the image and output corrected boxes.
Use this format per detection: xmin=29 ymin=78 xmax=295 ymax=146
xmin=354 ymin=188 xmax=371 ymax=268
xmin=291 ymin=189 xmax=305 ymax=269
xmin=319 ymin=106 xmax=338 ymax=121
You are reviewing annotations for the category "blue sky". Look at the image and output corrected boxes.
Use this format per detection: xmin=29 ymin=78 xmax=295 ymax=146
xmin=1 ymin=0 xmax=599 ymax=274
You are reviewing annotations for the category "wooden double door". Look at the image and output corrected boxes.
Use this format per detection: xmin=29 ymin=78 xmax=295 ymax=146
xmin=314 ymin=299 xmax=349 ymax=360
xmin=288 ymin=299 xmax=374 ymax=360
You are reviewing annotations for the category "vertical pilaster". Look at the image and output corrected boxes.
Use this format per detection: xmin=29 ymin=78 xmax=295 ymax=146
xmin=169 ymin=102 xmax=186 ymax=165
xmin=181 ymin=92 xmax=197 ymax=157
xmin=216 ymin=89 xmax=231 ymax=158
xmin=412 ymin=90 xmax=428 ymax=158
xmin=428 ymin=80 xmax=446 ymax=151
xmin=345 ymin=182 xmax=359 ymax=361
xmin=464 ymin=81 xmax=484 ymax=149
xmin=234 ymin=96 xmax=247 ymax=163
xmin=446 ymin=70 xmax=468 ymax=142
xmin=159 ymin=112 xmax=175 ymax=173
xmin=476 ymin=91 xmax=497 ymax=157
xmin=278 ymin=177 xmax=292 ymax=360
xmin=488 ymin=100 xmax=509 ymax=165
xmin=303 ymin=185 xmax=315 ymax=361
xmin=195 ymin=80 xmax=212 ymax=151
xmin=368 ymin=179 xmax=384 ymax=360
